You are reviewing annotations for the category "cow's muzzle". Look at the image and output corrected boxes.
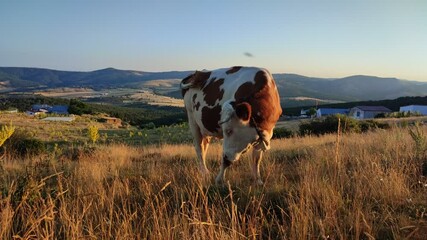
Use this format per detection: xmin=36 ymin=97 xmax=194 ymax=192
xmin=223 ymin=155 xmax=233 ymax=167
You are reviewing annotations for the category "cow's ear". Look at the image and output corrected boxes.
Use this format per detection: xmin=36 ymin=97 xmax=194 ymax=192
xmin=235 ymin=102 xmax=252 ymax=122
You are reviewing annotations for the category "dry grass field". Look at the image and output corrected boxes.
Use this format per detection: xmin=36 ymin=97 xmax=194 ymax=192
xmin=1 ymin=122 xmax=426 ymax=239
xmin=33 ymin=86 xmax=184 ymax=107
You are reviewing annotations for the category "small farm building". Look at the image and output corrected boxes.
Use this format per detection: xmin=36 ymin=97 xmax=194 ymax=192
xmin=349 ymin=106 xmax=392 ymax=119
xmin=50 ymin=105 xmax=69 ymax=114
xmin=25 ymin=111 xmax=42 ymax=116
xmin=99 ymin=117 xmax=122 ymax=126
xmin=300 ymin=109 xmax=309 ymax=118
xmin=30 ymin=104 xmax=69 ymax=115
xmin=399 ymin=105 xmax=427 ymax=115
xmin=42 ymin=116 xmax=75 ymax=122
xmin=316 ymin=108 xmax=349 ymax=118
xmin=31 ymin=104 xmax=51 ymax=112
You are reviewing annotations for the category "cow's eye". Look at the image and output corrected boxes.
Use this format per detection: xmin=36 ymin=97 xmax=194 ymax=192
xmin=225 ymin=129 xmax=233 ymax=136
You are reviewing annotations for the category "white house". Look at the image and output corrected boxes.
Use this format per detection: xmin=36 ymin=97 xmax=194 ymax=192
xmin=25 ymin=111 xmax=42 ymax=116
xmin=300 ymin=109 xmax=310 ymax=118
xmin=42 ymin=116 xmax=75 ymax=122
xmin=399 ymin=105 xmax=427 ymax=115
xmin=349 ymin=106 xmax=392 ymax=119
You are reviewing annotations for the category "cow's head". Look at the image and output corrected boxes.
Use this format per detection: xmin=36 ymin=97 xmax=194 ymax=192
xmin=220 ymin=101 xmax=271 ymax=163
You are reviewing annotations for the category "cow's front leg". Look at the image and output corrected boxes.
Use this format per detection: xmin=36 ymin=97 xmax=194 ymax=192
xmin=199 ymin=137 xmax=211 ymax=175
xmin=215 ymin=155 xmax=232 ymax=184
xmin=251 ymin=149 xmax=264 ymax=185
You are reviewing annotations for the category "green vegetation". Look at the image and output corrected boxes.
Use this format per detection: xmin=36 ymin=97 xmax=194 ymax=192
xmin=3 ymin=130 xmax=46 ymax=157
xmin=272 ymin=127 xmax=294 ymax=139
xmin=99 ymin=122 xmax=193 ymax=145
xmin=68 ymin=99 xmax=93 ymax=115
xmin=0 ymin=95 xmax=69 ymax=112
xmin=299 ymin=114 xmax=390 ymax=136
xmin=89 ymin=102 xmax=186 ymax=127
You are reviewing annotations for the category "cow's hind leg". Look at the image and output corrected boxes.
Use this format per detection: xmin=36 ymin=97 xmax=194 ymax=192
xmin=251 ymin=149 xmax=264 ymax=185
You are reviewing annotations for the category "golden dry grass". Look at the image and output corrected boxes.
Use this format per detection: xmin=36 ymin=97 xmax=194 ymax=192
xmin=0 ymin=126 xmax=426 ymax=239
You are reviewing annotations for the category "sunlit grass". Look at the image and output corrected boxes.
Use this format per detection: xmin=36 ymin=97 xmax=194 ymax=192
xmin=1 ymin=125 xmax=426 ymax=239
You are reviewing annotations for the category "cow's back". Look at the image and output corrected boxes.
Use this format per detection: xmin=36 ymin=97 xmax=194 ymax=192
xmin=182 ymin=66 xmax=282 ymax=138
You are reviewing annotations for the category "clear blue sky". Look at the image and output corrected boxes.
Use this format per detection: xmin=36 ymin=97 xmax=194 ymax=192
xmin=1 ymin=0 xmax=426 ymax=81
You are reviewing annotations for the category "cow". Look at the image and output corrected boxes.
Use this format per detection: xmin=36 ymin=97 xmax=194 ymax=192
xmin=181 ymin=66 xmax=282 ymax=184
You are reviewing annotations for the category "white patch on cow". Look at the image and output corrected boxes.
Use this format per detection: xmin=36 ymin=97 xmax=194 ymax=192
xmin=220 ymin=101 xmax=235 ymax=123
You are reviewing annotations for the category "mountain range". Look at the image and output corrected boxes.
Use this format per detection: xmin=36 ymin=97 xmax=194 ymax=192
xmin=1 ymin=67 xmax=426 ymax=107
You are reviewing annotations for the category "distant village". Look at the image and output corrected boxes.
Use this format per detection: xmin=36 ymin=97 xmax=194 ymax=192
xmin=2 ymin=104 xmax=122 ymax=127
xmin=300 ymin=105 xmax=427 ymax=119
xmin=3 ymin=103 xmax=427 ymax=124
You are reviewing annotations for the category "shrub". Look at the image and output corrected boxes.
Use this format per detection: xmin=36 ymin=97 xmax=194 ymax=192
xmin=0 ymin=122 xmax=15 ymax=147
xmin=4 ymin=131 xmax=46 ymax=157
xmin=299 ymin=114 xmax=390 ymax=136
xmin=68 ymin=99 xmax=92 ymax=115
xmin=273 ymin=127 xmax=294 ymax=139
xmin=87 ymin=125 xmax=100 ymax=144
xmin=408 ymin=122 xmax=427 ymax=159
xmin=142 ymin=122 xmax=156 ymax=129
xmin=299 ymin=114 xmax=360 ymax=136
xmin=359 ymin=120 xmax=390 ymax=132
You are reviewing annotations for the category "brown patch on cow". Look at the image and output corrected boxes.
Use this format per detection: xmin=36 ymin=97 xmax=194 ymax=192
xmin=226 ymin=66 xmax=242 ymax=74
xmin=192 ymin=93 xmax=197 ymax=103
xmin=202 ymin=78 xmax=224 ymax=106
xmin=234 ymin=70 xmax=282 ymax=132
xmin=201 ymin=105 xmax=221 ymax=134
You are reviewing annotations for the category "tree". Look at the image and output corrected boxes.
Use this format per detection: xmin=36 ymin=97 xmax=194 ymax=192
xmin=0 ymin=122 xmax=15 ymax=147
xmin=308 ymin=107 xmax=317 ymax=118
xmin=69 ymin=99 xmax=92 ymax=115
xmin=87 ymin=125 xmax=99 ymax=144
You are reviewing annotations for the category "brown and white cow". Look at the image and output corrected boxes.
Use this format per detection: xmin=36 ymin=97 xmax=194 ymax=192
xmin=181 ymin=66 xmax=282 ymax=184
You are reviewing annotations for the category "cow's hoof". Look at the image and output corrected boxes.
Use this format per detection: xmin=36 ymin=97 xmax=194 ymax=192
xmin=215 ymin=176 xmax=225 ymax=185
xmin=200 ymin=168 xmax=211 ymax=176
xmin=254 ymin=179 xmax=264 ymax=186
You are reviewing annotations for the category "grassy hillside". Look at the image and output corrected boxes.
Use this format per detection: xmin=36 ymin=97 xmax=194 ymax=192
xmin=2 ymin=67 xmax=427 ymax=108
xmin=0 ymin=67 xmax=193 ymax=88
xmin=0 ymin=115 xmax=426 ymax=238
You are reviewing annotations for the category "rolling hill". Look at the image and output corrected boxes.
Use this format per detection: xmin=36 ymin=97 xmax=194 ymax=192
xmin=1 ymin=67 xmax=427 ymax=107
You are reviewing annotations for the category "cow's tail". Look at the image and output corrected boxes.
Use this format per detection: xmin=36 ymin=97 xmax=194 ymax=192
xmin=180 ymin=73 xmax=195 ymax=90
xmin=180 ymin=81 xmax=193 ymax=90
